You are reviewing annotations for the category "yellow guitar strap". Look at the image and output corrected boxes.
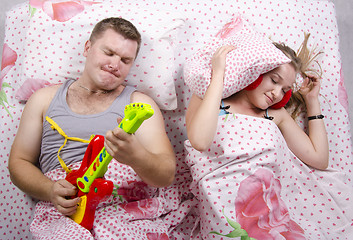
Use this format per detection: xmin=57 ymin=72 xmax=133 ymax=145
xmin=45 ymin=116 xmax=94 ymax=174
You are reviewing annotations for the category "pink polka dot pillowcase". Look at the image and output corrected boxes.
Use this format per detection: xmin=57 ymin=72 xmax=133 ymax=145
xmin=17 ymin=2 xmax=185 ymax=110
xmin=184 ymin=14 xmax=290 ymax=99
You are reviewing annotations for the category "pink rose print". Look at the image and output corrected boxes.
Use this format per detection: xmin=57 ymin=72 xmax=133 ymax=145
xmin=29 ymin=0 xmax=100 ymax=22
xmin=235 ymin=168 xmax=305 ymax=239
xmin=1 ymin=43 xmax=17 ymax=91
xmin=146 ymin=232 xmax=169 ymax=240
xmin=15 ymin=78 xmax=53 ymax=101
xmin=117 ymin=181 xmax=151 ymax=202
xmin=1 ymin=44 xmax=17 ymax=117
xmin=338 ymin=68 xmax=349 ymax=113
xmin=120 ymin=198 xmax=159 ymax=219
xmin=28 ymin=0 xmax=46 ymax=8
xmin=215 ymin=13 xmax=244 ymax=39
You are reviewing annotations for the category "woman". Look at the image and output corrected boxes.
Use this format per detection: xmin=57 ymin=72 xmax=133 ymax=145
xmin=186 ymin=34 xmax=328 ymax=170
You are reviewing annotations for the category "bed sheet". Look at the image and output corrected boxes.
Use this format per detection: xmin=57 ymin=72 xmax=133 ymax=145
xmin=184 ymin=114 xmax=353 ymax=239
xmin=1 ymin=0 xmax=352 ymax=239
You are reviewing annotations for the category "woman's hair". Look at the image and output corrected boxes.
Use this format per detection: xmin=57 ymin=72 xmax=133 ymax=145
xmin=274 ymin=33 xmax=323 ymax=119
xmin=89 ymin=17 xmax=142 ymax=57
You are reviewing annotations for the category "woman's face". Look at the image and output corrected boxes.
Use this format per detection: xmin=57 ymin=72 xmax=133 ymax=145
xmin=247 ymin=63 xmax=296 ymax=110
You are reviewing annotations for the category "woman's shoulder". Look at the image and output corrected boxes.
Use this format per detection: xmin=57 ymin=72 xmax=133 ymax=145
xmin=269 ymin=107 xmax=296 ymax=127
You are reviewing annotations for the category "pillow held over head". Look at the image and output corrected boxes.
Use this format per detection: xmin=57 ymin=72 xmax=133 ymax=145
xmin=184 ymin=13 xmax=291 ymax=99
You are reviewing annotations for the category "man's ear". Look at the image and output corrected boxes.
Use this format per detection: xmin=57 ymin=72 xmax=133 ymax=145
xmin=83 ymin=40 xmax=92 ymax=57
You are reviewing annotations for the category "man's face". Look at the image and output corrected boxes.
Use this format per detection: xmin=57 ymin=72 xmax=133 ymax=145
xmin=83 ymin=29 xmax=138 ymax=91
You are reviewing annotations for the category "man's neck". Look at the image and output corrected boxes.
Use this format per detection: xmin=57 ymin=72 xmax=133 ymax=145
xmin=66 ymin=81 xmax=125 ymax=115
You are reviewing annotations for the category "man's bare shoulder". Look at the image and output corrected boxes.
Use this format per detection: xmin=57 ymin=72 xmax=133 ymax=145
xmin=25 ymin=84 xmax=62 ymax=115
xmin=29 ymin=84 xmax=61 ymax=101
xmin=130 ymin=91 xmax=156 ymax=106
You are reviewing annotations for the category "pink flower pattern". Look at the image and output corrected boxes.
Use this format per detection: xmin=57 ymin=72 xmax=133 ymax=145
xmin=146 ymin=232 xmax=169 ymax=240
xmin=116 ymin=181 xmax=160 ymax=219
xmin=29 ymin=0 xmax=99 ymax=22
xmin=215 ymin=13 xmax=244 ymax=39
xmin=15 ymin=78 xmax=53 ymax=101
xmin=117 ymin=181 xmax=151 ymax=202
xmin=338 ymin=68 xmax=349 ymax=113
xmin=120 ymin=198 xmax=160 ymax=219
xmin=1 ymin=43 xmax=17 ymax=91
xmin=235 ymin=168 xmax=305 ymax=239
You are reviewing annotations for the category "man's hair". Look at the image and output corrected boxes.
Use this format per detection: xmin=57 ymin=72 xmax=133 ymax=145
xmin=89 ymin=17 xmax=142 ymax=57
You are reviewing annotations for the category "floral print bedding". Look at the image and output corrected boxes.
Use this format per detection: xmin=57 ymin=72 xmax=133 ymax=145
xmin=1 ymin=0 xmax=352 ymax=239
xmin=184 ymin=115 xmax=353 ymax=239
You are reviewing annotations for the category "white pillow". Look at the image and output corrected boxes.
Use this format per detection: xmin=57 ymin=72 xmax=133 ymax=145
xmin=17 ymin=1 xmax=185 ymax=110
xmin=184 ymin=14 xmax=291 ymax=99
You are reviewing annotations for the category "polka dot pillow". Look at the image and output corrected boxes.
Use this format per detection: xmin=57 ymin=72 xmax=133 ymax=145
xmin=184 ymin=13 xmax=290 ymax=99
xmin=18 ymin=1 xmax=185 ymax=110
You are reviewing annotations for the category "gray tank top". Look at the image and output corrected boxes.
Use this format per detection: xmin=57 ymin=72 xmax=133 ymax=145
xmin=39 ymin=79 xmax=136 ymax=173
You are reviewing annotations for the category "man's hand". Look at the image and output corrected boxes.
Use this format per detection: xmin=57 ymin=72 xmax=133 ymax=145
xmin=104 ymin=124 xmax=144 ymax=168
xmin=49 ymin=179 xmax=81 ymax=216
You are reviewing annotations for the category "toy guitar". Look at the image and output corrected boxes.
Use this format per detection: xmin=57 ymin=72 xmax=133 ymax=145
xmin=65 ymin=103 xmax=154 ymax=230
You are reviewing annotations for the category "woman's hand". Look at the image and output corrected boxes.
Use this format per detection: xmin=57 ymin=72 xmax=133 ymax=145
xmin=211 ymin=45 xmax=236 ymax=81
xmin=299 ymin=74 xmax=321 ymax=102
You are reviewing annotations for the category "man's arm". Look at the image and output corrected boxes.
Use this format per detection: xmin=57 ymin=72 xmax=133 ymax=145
xmin=8 ymin=86 xmax=80 ymax=215
xmin=104 ymin=92 xmax=176 ymax=187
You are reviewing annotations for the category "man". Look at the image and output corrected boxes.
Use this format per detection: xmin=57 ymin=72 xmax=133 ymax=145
xmin=8 ymin=17 xmax=176 ymax=238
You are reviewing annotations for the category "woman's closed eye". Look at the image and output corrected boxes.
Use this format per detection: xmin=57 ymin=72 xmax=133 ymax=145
xmin=271 ymin=78 xmax=290 ymax=94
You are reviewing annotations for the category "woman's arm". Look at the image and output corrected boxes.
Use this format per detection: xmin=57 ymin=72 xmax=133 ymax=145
xmin=277 ymin=76 xmax=329 ymax=169
xmin=186 ymin=45 xmax=235 ymax=151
